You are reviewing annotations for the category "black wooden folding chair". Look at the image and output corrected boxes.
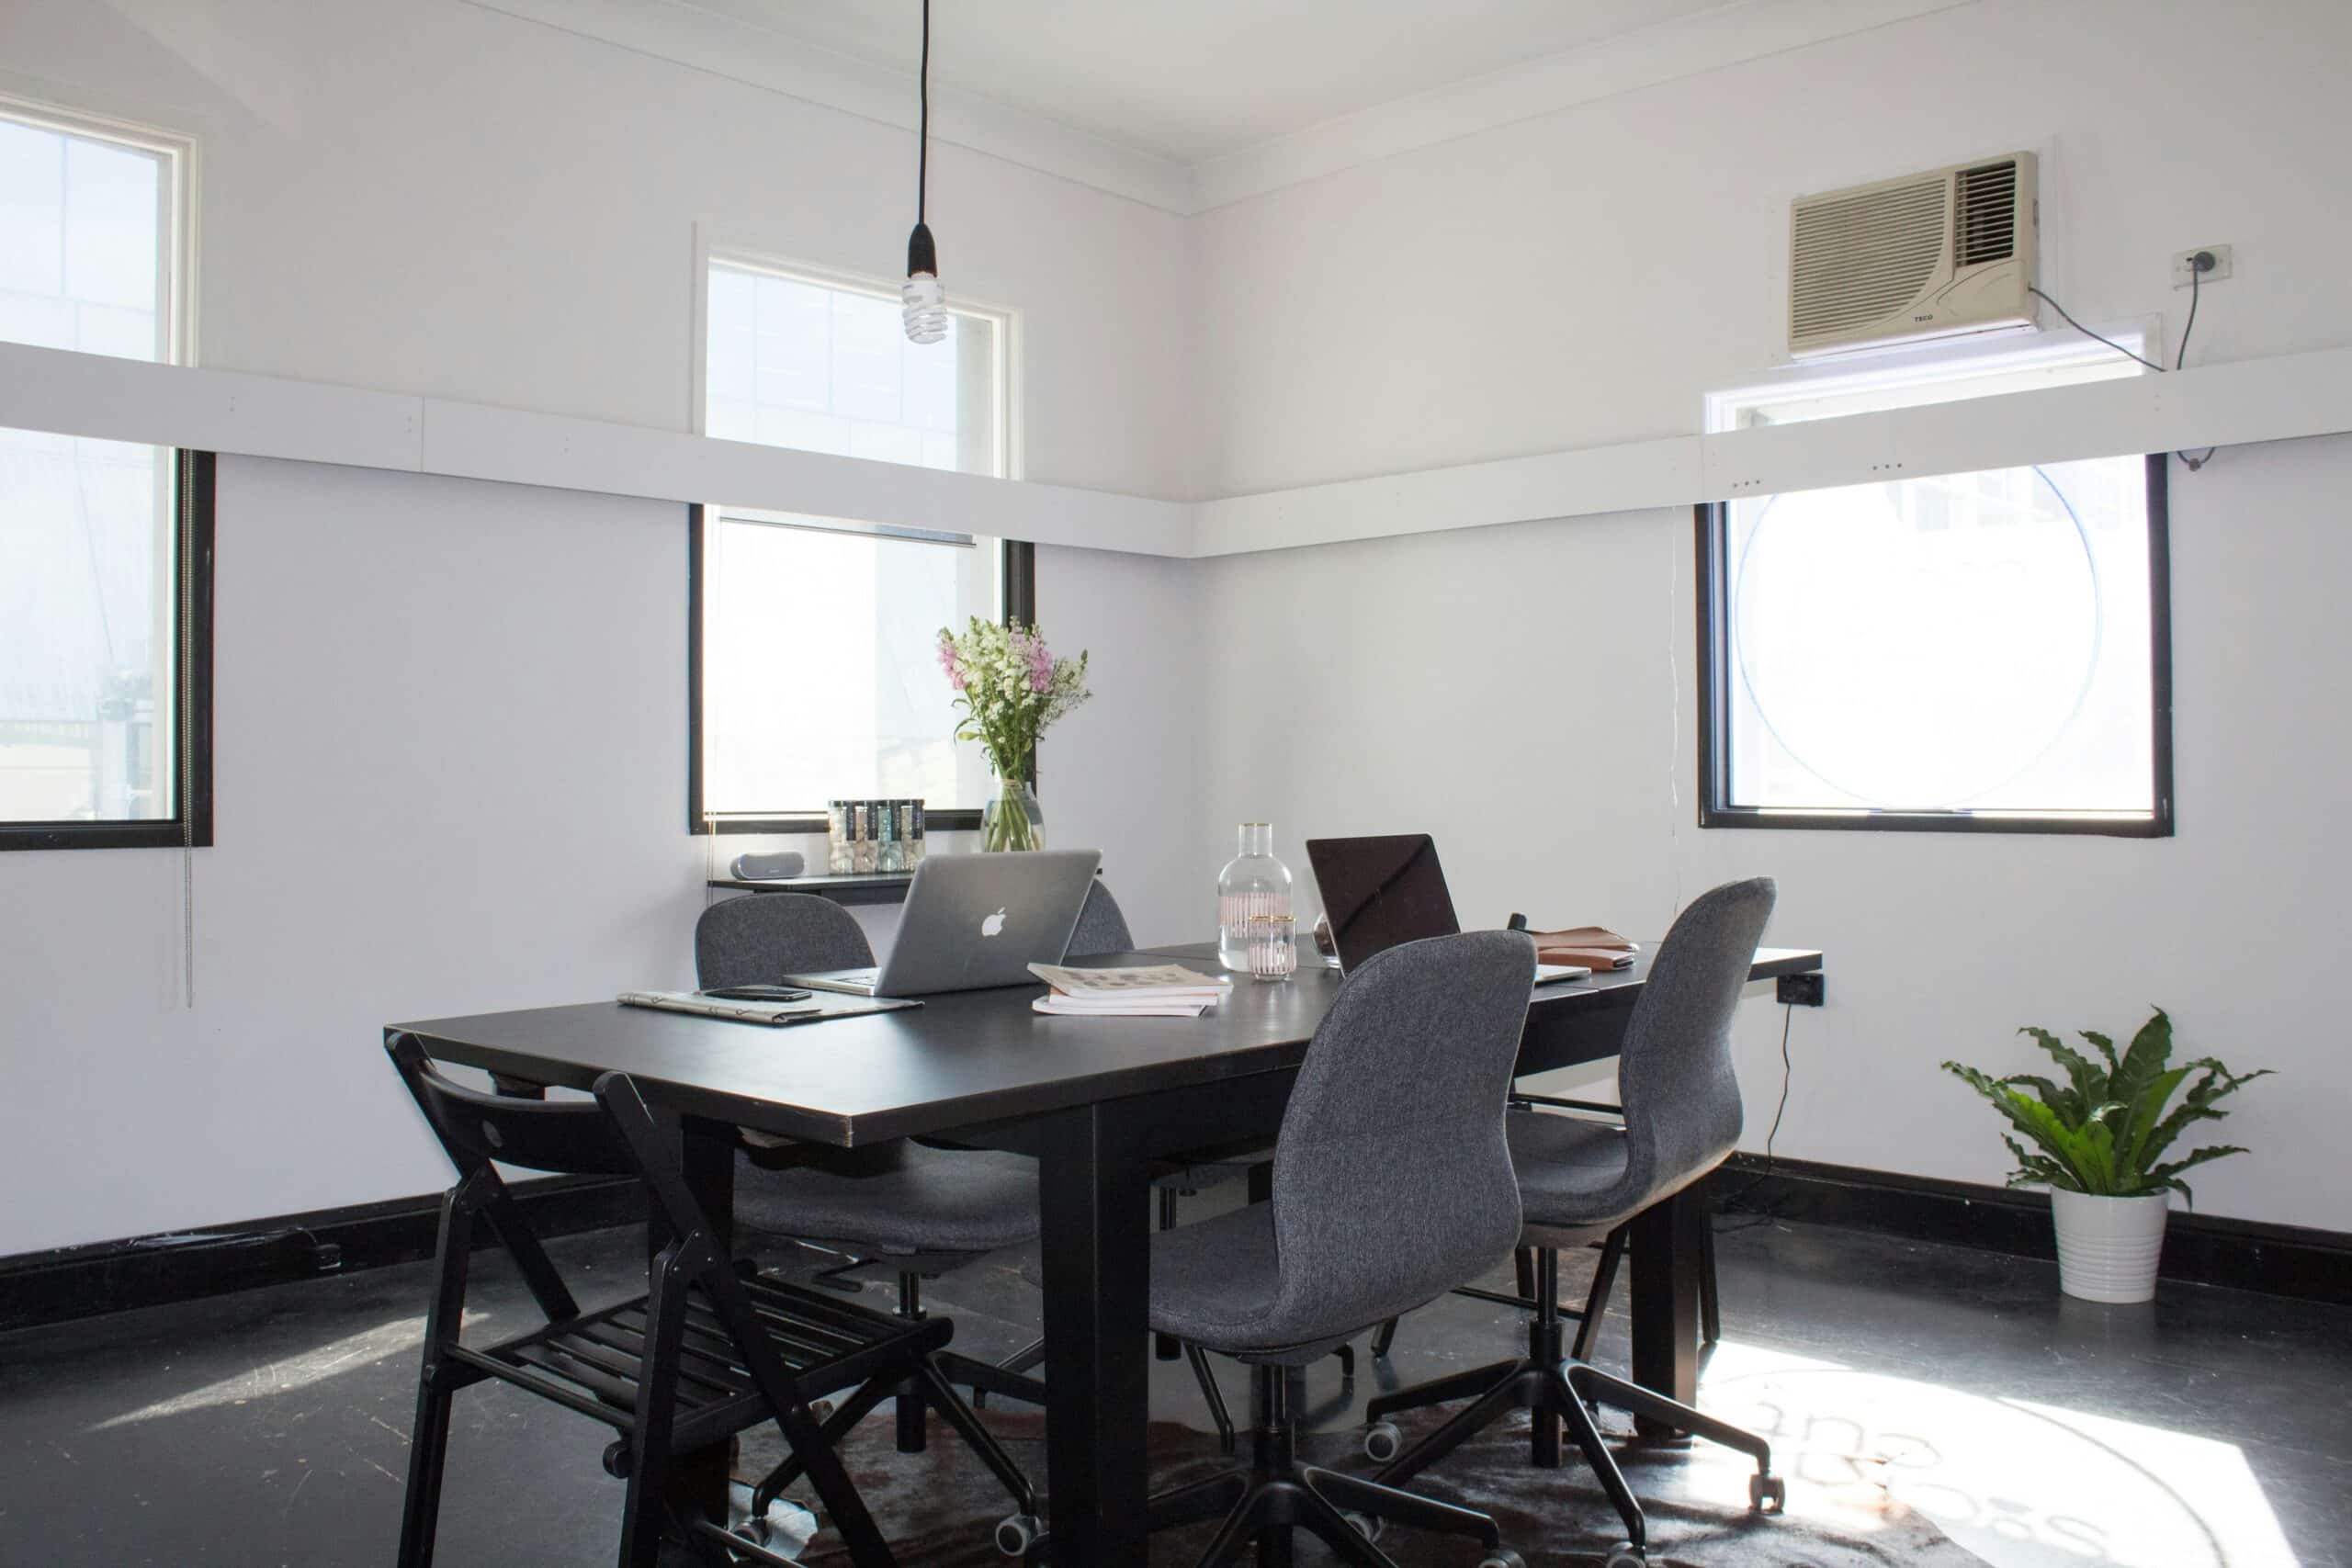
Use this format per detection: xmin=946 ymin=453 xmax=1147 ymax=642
xmin=387 ymin=1031 xmax=952 ymax=1567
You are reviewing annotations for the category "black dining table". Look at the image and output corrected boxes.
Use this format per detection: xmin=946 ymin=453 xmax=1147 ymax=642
xmin=391 ymin=938 xmax=1823 ymax=1564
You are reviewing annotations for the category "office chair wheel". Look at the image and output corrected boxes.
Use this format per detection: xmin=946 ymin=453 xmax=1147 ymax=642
xmin=1749 ymin=1472 xmax=1786 ymax=1514
xmin=601 ymin=1438 xmax=631 ymax=1479
xmin=1477 ymin=1551 xmax=1527 ymax=1568
xmin=1363 ymin=1420 xmax=1403 ymax=1463
xmin=734 ymin=1517 xmax=775 ymax=1549
xmin=808 ymin=1397 xmax=836 ymax=1424
xmin=994 ymin=1512 xmax=1041 ymax=1557
xmin=1602 ymin=1544 xmax=1645 ymax=1568
xmin=1341 ymin=1510 xmax=1385 ymax=1544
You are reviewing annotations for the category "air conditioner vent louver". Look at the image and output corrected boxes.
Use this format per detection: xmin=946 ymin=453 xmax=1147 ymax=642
xmin=1957 ymin=161 xmax=2018 ymax=266
xmin=1788 ymin=151 xmax=2038 ymax=356
xmin=1790 ymin=178 xmax=1949 ymax=338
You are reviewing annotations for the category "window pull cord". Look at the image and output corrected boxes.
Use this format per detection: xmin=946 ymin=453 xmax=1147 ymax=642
xmin=178 ymin=451 xmax=198 ymax=1010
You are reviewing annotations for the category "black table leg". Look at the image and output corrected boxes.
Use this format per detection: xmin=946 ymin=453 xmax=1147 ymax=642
xmin=660 ymin=1114 xmax=738 ymax=1533
xmin=1626 ymin=1185 xmax=1702 ymax=1438
xmin=1036 ymin=1102 xmax=1154 ymax=1565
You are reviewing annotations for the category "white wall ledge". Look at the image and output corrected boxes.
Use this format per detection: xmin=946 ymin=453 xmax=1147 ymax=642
xmin=6 ymin=338 xmax=2348 ymax=561
xmin=0 ymin=341 xmax=1194 ymax=558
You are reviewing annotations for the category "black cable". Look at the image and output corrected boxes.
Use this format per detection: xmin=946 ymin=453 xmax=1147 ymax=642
xmin=1714 ymin=1005 xmax=1796 ymax=1233
xmin=2177 ymin=264 xmax=2218 ymax=469
xmin=2027 ymin=285 xmax=2166 ymax=371
xmin=1761 ymin=1002 xmax=1793 ymax=1165
xmin=2175 ymin=262 xmax=2200 ymax=371
xmin=2030 ymin=271 xmax=2222 ymax=470
xmin=916 ymin=0 xmax=930 ymax=224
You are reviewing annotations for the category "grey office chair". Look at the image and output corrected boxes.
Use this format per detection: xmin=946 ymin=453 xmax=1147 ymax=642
xmin=697 ymin=893 xmax=1043 ymax=1553
xmin=1364 ymin=878 xmax=1786 ymax=1568
xmin=986 ymin=882 xmax=1344 ymax=1457
xmin=1065 ymin=876 xmax=1132 ymax=961
xmin=1059 ymin=930 xmax=1539 ymax=1568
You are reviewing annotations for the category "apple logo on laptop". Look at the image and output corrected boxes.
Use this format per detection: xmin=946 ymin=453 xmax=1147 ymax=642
xmin=979 ymin=907 xmax=1008 ymax=939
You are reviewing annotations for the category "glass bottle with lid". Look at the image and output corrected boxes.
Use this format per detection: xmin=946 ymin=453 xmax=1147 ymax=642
xmin=1217 ymin=822 xmax=1294 ymax=974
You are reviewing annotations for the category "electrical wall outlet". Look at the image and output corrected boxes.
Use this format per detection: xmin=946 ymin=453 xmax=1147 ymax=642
xmin=1776 ymin=972 xmax=1825 ymax=1008
xmin=2173 ymin=243 xmax=2233 ymax=288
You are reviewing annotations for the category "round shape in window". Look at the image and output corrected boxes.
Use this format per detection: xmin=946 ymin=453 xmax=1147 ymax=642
xmin=1731 ymin=466 xmax=2102 ymax=809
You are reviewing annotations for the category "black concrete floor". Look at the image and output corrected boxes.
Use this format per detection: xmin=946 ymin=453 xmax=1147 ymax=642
xmin=1 ymin=1214 xmax=2345 ymax=1567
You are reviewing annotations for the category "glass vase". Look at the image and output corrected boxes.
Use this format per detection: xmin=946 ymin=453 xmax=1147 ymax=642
xmin=982 ymin=776 xmax=1046 ymax=852
xmin=1217 ymin=822 xmax=1294 ymax=973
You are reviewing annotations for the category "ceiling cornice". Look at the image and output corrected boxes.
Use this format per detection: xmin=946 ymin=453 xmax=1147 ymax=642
xmin=464 ymin=0 xmax=1978 ymax=218
xmin=461 ymin=0 xmax=1197 ymax=212
xmin=1191 ymin=0 xmax=1979 ymax=212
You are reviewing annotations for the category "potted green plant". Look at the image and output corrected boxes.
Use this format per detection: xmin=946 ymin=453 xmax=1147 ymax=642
xmin=1943 ymin=1010 xmax=2268 ymax=1303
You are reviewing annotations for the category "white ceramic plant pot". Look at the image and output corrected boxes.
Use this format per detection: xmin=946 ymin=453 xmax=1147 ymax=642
xmin=2050 ymin=1189 xmax=2169 ymax=1303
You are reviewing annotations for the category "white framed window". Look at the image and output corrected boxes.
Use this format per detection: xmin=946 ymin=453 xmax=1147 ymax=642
xmin=1 ymin=96 xmax=209 ymax=852
xmin=697 ymin=249 xmax=1010 ymax=479
xmin=1699 ymin=336 xmax=2172 ymax=835
xmin=690 ymin=252 xmax=1021 ymax=832
xmin=0 ymin=92 xmax=194 ymax=365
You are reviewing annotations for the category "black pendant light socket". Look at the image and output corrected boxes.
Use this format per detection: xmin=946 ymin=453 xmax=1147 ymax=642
xmin=907 ymin=220 xmax=938 ymax=278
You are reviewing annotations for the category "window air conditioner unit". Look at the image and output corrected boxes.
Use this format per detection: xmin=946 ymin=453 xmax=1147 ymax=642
xmin=1788 ymin=152 xmax=2038 ymax=357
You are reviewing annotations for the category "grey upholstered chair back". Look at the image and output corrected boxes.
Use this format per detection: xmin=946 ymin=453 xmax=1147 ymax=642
xmin=1064 ymin=880 xmax=1134 ymax=958
xmin=695 ymin=893 xmax=875 ymax=991
xmin=1260 ymin=929 xmax=1535 ymax=1347
xmin=1614 ymin=876 xmax=1777 ymax=1212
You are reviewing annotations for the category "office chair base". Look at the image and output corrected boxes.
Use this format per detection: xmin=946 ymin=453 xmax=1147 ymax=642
xmin=1031 ymin=1365 xmax=1506 ymax=1568
xmin=961 ymin=1336 xmax=1243 ymax=1457
xmin=1366 ymin=1247 xmax=1776 ymax=1558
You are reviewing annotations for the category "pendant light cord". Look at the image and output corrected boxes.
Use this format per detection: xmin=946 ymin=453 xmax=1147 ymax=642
xmin=917 ymin=0 xmax=930 ymax=225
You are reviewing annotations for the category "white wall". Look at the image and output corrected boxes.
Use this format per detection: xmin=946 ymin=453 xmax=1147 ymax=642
xmin=1190 ymin=0 xmax=2352 ymax=1229
xmin=1191 ymin=0 xmax=2352 ymax=496
xmin=0 ymin=459 xmax=1204 ymax=1256
xmin=1199 ymin=433 xmax=2352 ymax=1231
xmin=0 ymin=0 xmax=1195 ymax=501
xmin=0 ymin=459 xmax=694 ymax=1252
xmin=0 ymin=0 xmax=1204 ymax=1253
xmin=8 ymin=0 xmax=2348 ymax=1250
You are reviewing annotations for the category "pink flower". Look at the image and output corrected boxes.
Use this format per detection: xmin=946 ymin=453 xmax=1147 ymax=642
xmin=1025 ymin=635 xmax=1054 ymax=694
xmin=936 ymin=630 xmax=966 ymax=692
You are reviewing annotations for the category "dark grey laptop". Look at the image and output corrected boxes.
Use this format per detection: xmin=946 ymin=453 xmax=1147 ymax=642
xmin=1305 ymin=834 xmax=1587 ymax=984
xmin=783 ymin=850 xmax=1102 ymax=998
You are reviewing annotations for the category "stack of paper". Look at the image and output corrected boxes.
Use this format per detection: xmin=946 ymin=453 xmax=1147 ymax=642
xmin=1027 ymin=963 xmax=1232 ymax=1019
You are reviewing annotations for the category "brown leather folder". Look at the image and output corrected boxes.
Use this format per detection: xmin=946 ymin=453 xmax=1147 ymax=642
xmin=1526 ymin=925 xmax=1639 ymax=970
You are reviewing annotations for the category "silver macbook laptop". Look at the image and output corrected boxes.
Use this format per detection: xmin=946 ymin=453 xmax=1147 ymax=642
xmin=1304 ymin=833 xmax=1588 ymax=986
xmin=783 ymin=849 xmax=1102 ymax=998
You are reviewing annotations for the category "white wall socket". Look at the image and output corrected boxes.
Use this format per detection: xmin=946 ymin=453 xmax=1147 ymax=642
xmin=2173 ymin=244 xmax=2233 ymax=288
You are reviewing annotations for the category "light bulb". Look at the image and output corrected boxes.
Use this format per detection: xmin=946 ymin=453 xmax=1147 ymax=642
xmin=902 ymin=271 xmax=947 ymax=344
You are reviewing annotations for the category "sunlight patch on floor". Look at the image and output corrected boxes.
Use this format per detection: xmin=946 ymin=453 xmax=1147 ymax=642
xmin=88 ymin=1311 xmax=483 ymax=1432
xmin=1696 ymin=1339 xmax=2300 ymax=1568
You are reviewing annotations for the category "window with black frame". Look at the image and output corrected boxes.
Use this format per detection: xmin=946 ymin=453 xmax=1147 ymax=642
xmin=1698 ymin=350 xmax=2173 ymax=836
xmin=689 ymin=513 xmax=1030 ymax=834
xmin=0 ymin=96 xmax=212 ymax=852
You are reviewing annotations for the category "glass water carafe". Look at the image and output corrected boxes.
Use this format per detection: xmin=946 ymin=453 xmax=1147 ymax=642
xmin=1217 ymin=823 xmax=1295 ymax=974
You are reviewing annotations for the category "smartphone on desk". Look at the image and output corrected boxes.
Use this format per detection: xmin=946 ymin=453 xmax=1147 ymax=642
xmin=698 ymin=984 xmax=815 ymax=1003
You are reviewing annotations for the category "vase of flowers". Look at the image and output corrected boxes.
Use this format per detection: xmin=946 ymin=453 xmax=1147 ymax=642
xmin=936 ymin=616 xmax=1091 ymax=852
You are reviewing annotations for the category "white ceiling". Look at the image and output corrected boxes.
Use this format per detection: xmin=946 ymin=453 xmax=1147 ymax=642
xmin=469 ymin=0 xmax=1977 ymax=211
xmin=681 ymin=0 xmax=1734 ymax=164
